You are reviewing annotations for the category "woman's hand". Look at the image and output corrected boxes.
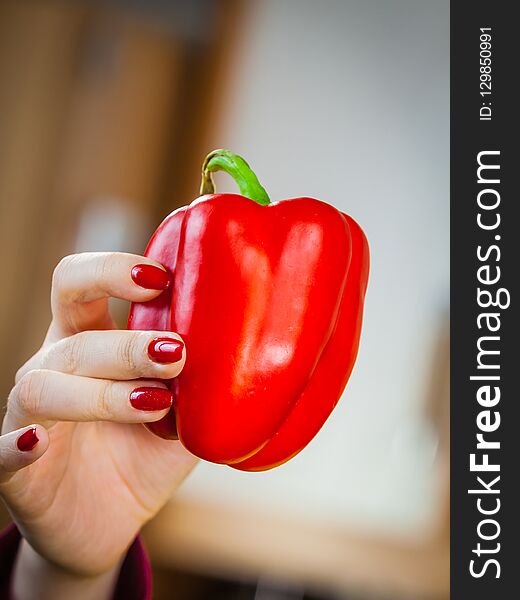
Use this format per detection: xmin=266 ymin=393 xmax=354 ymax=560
xmin=0 ymin=252 xmax=197 ymax=592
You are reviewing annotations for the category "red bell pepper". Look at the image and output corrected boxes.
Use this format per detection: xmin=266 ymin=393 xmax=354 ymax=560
xmin=128 ymin=150 xmax=369 ymax=471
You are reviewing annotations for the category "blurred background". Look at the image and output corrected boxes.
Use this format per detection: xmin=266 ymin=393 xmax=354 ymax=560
xmin=0 ymin=0 xmax=449 ymax=598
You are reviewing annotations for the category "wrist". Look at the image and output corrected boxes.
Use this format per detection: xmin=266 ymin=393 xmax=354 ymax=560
xmin=13 ymin=538 xmax=121 ymax=600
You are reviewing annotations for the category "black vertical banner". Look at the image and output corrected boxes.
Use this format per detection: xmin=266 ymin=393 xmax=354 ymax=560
xmin=451 ymin=1 xmax=518 ymax=598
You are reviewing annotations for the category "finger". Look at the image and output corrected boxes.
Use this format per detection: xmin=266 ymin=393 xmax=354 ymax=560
xmin=50 ymin=252 xmax=172 ymax=336
xmin=5 ymin=370 xmax=174 ymax=431
xmin=24 ymin=330 xmax=185 ymax=382
xmin=0 ymin=425 xmax=49 ymax=485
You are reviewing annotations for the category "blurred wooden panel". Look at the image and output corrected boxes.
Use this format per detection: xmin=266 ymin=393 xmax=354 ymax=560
xmin=57 ymin=11 xmax=182 ymax=209
xmin=425 ymin=319 xmax=450 ymax=546
xmin=143 ymin=497 xmax=449 ymax=600
xmin=0 ymin=0 xmax=89 ymax=399
xmin=159 ymin=0 xmax=245 ymax=215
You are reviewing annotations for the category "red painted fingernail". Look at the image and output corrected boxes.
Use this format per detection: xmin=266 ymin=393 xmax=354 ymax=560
xmin=131 ymin=264 xmax=171 ymax=290
xmin=130 ymin=387 xmax=173 ymax=411
xmin=17 ymin=427 xmax=39 ymax=452
xmin=148 ymin=337 xmax=184 ymax=363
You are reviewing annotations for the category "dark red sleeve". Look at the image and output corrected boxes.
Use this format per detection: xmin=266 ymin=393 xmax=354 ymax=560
xmin=0 ymin=523 xmax=152 ymax=600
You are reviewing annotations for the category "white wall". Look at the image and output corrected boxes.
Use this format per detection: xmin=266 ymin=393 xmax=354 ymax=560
xmin=178 ymin=0 xmax=449 ymax=535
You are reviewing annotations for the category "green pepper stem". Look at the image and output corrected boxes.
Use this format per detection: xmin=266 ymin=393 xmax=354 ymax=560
xmin=200 ymin=149 xmax=270 ymax=206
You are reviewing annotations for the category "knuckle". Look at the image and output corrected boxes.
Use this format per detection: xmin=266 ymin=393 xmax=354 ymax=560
xmin=15 ymin=347 xmax=47 ymax=383
xmin=15 ymin=362 xmax=31 ymax=384
xmin=96 ymin=253 xmax=113 ymax=283
xmin=11 ymin=370 xmax=46 ymax=416
xmin=51 ymin=254 xmax=85 ymax=308
xmin=52 ymin=254 xmax=78 ymax=290
xmin=44 ymin=335 xmax=82 ymax=374
xmin=62 ymin=333 xmax=84 ymax=374
xmin=97 ymin=380 xmax=116 ymax=420
xmin=118 ymin=334 xmax=139 ymax=373
xmin=38 ymin=344 xmax=54 ymax=371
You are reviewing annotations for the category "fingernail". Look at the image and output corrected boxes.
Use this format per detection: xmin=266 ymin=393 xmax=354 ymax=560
xmin=130 ymin=387 xmax=173 ymax=411
xmin=131 ymin=264 xmax=171 ymax=290
xmin=148 ymin=337 xmax=184 ymax=363
xmin=17 ymin=427 xmax=39 ymax=452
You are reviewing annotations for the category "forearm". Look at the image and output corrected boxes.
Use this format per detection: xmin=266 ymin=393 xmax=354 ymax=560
xmin=12 ymin=539 xmax=121 ymax=600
